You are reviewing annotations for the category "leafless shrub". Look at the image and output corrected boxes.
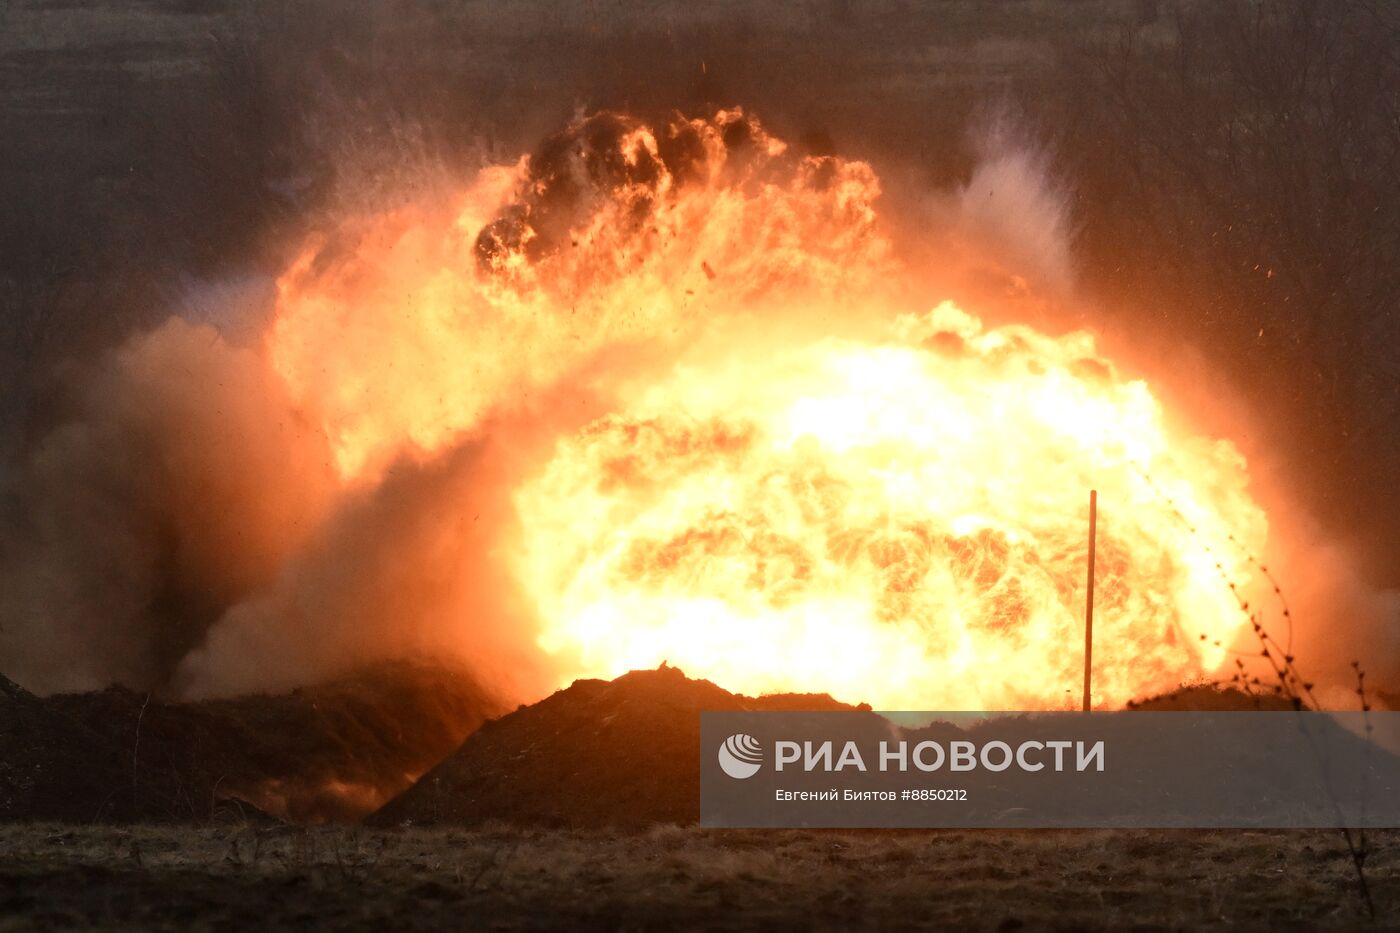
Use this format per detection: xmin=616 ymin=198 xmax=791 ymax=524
xmin=1137 ymin=460 xmax=1377 ymax=917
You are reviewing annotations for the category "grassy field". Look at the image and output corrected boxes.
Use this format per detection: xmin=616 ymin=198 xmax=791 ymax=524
xmin=0 ymin=823 xmax=1395 ymax=930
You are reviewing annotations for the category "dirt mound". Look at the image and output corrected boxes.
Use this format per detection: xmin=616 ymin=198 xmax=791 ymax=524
xmin=0 ymin=673 xmax=135 ymax=822
xmin=371 ymin=670 xmax=1327 ymax=830
xmin=369 ymin=665 xmax=863 ymax=829
xmin=0 ymin=660 xmax=503 ymax=824
xmin=1125 ymin=683 xmax=1296 ymax=711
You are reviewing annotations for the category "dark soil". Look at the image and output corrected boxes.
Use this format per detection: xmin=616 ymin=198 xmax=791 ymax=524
xmin=0 ymin=660 xmax=502 ymax=824
xmin=371 ymin=665 xmax=863 ymax=830
xmin=371 ymin=666 xmax=1307 ymax=831
xmin=0 ymin=674 xmax=133 ymax=826
xmin=1127 ymin=683 xmax=1296 ymax=711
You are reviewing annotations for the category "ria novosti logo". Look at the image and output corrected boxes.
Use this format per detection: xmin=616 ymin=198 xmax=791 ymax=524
xmin=718 ymin=733 xmax=763 ymax=779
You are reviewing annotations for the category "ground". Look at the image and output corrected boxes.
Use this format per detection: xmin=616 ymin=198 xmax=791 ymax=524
xmin=0 ymin=824 xmax=1394 ymax=930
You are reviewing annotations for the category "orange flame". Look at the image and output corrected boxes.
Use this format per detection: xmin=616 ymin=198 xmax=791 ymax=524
xmin=270 ymin=109 xmax=888 ymax=483
xmin=513 ymin=303 xmax=1264 ymax=709
xmin=265 ymin=109 xmax=1266 ymax=710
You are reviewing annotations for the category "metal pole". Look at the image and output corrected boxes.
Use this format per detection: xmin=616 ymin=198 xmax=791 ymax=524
xmin=1083 ymin=489 xmax=1097 ymax=712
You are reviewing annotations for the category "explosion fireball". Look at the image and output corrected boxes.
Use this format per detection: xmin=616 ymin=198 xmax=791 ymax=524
xmin=515 ymin=306 xmax=1263 ymax=709
xmin=0 ymin=108 xmax=1273 ymax=709
xmin=265 ymin=108 xmax=1266 ymax=710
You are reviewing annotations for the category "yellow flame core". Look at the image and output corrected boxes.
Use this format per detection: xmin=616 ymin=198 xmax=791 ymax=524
xmin=514 ymin=303 xmax=1265 ymax=709
xmin=266 ymin=109 xmax=1267 ymax=710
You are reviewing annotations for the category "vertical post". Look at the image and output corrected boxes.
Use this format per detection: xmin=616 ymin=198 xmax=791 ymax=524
xmin=1083 ymin=489 xmax=1097 ymax=713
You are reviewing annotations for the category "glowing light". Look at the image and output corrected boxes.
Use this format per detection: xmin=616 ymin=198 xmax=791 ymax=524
xmin=514 ymin=304 xmax=1266 ymax=709
xmin=264 ymin=109 xmax=1267 ymax=710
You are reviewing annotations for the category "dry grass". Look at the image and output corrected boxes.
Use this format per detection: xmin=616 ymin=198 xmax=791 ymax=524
xmin=0 ymin=823 xmax=1396 ymax=929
